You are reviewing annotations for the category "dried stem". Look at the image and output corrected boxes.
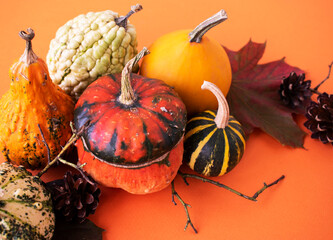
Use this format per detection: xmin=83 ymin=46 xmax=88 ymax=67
xmin=37 ymin=121 xmax=90 ymax=178
xmin=178 ymin=171 xmax=285 ymax=201
xmin=189 ymin=10 xmax=227 ymax=43
xmin=171 ymin=181 xmax=198 ymax=234
xmin=115 ymin=4 xmax=143 ymax=29
xmin=37 ymin=124 xmax=51 ymax=163
xmin=118 ymin=47 xmax=149 ymax=105
xmin=19 ymin=28 xmax=38 ymax=65
xmin=172 ymin=171 xmax=285 ymax=232
xmin=313 ymin=61 xmax=333 ymax=91
xmin=310 ymin=61 xmax=333 ymax=95
xmin=57 ymin=158 xmax=93 ymax=185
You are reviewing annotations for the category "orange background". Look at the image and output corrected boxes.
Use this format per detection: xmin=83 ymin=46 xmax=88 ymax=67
xmin=1 ymin=0 xmax=333 ymax=239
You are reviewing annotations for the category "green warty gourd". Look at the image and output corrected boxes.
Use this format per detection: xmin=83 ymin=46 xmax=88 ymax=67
xmin=46 ymin=5 xmax=142 ymax=100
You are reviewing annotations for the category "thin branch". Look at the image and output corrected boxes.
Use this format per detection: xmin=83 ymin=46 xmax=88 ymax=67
xmin=37 ymin=124 xmax=51 ymax=163
xmin=171 ymin=181 xmax=198 ymax=234
xmin=251 ymin=175 xmax=285 ymax=199
xmin=37 ymin=121 xmax=90 ymax=178
xmin=178 ymin=171 xmax=285 ymax=201
xmin=58 ymin=158 xmax=93 ymax=185
xmin=313 ymin=61 xmax=333 ymax=91
xmin=310 ymin=88 xmax=322 ymax=95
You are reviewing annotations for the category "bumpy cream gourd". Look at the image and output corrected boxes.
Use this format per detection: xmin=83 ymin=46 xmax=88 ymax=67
xmin=46 ymin=5 xmax=142 ymax=99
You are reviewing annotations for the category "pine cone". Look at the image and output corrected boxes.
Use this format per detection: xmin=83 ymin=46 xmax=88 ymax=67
xmin=304 ymin=92 xmax=333 ymax=145
xmin=279 ymin=72 xmax=312 ymax=110
xmin=47 ymin=171 xmax=101 ymax=223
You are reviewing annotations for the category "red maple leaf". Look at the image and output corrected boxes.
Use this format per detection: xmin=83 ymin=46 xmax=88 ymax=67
xmin=224 ymin=40 xmax=306 ymax=148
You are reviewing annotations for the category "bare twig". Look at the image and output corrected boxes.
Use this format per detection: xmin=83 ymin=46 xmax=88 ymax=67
xmin=57 ymin=158 xmax=93 ymax=185
xmin=178 ymin=171 xmax=285 ymax=201
xmin=251 ymin=175 xmax=285 ymax=199
xmin=171 ymin=171 xmax=285 ymax=233
xmin=37 ymin=121 xmax=90 ymax=178
xmin=312 ymin=61 xmax=333 ymax=91
xmin=171 ymin=181 xmax=198 ymax=234
xmin=37 ymin=124 xmax=51 ymax=163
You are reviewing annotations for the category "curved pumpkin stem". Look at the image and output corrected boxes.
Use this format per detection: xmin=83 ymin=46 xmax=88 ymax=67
xmin=19 ymin=28 xmax=38 ymax=65
xmin=189 ymin=10 xmax=228 ymax=43
xmin=118 ymin=47 xmax=150 ymax=105
xmin=115 ymin=4 xmax=143 ymax=29
xmin=201 ymin=81 xmax=229 ymax=128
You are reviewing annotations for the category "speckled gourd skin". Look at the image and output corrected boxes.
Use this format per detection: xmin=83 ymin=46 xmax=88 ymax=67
xmin=0 ymin=162 xmax=55 ymax=240
xmin=47 ymin=10 xmax=139 ymax=99
xmin=0 ymin=54 xmax=74 ymax=169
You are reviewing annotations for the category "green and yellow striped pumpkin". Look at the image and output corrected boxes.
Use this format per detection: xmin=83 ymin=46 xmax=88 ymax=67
xmin=183 ymin=81 xmax=245 ymax=177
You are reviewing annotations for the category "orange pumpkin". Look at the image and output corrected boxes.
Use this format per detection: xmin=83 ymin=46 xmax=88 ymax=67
xmin=74 ymin=48 xmax=187 ymax=194
xmin=0 ymin=29 xmax=74 ymax=169
xmin=140 ymin=9 xmax=232 ymax=116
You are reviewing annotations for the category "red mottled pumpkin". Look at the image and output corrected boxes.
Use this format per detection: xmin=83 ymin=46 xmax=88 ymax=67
xmin=74 ymin=48 xmax=187 ymax=194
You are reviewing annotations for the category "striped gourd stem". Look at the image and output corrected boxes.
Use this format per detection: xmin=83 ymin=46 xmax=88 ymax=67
xmin=201 ymin=81 xmax=229 ymax=128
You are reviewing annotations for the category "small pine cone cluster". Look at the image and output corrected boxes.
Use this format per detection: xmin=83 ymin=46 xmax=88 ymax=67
xmin=279 ymin=72 xmax=312 ymax=110
xmin=47 ymin=171 xmax=101 ymax=223
xmin=304 ymin=93 xmax=333 ymax=145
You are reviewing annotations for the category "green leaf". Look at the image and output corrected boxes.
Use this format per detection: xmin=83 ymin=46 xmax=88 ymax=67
xmin=52 ymin=219 xmax=104 ymax=240
xmin=223 ymin=40 xmax=306 ymax=148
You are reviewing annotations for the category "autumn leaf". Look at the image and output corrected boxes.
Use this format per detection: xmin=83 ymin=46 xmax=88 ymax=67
xmin=223 ymin=40 xmax=307 ymax=148
xmin=53 ymin=219 xmax=104 ymax=240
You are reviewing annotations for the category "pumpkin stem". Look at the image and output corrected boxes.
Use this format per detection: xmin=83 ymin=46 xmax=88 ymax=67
xmin=201 ymin=81 xmax=229 ymax=128
xmin=118 ymin=47 xmax=150 ymax=105
xmin=115 ymin=4 xmax=143 ymax=29
xmin=19 ymin=28 xmax=38 ymax=65
xmin=189 ymin=10 xmax=227 ymax=43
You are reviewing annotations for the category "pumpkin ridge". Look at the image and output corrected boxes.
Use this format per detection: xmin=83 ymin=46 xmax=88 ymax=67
xmin=137 ymin=107 xmax=174 ymax=148
xmin=135 ymin=81 xmax=179 ymax=98
xmin=185 ymin=123 xmax=215 ymax=140
xmin=208 ymin=129 xmax=226 ymax=176
xmin=187 ymin=116 xmax=214 ymax=124
xmin=83 ymin=127 xmax=119 ymax=163
xmin=204 ymin=110 xmax=216 ymax=118
xmin=141 ymin=120 xmax=154 ymax=161
xmin=144 ymin=107 xmax=185 ymax=144
xmin=187 ymin=126 xmax=228 ymax=176
xmin=225 ymin=130 xmax=244 ymax=173
xmin=75 ymin=101 xmax=114 ymax=131
xmin=186 ymin=118 xmax=215 ymax=132
xmin=199 ymin=129 xmax=221 ymax=175
xmin=227 ymin=125 xmax=246 ymax=146
xmin=219 ymin=130 xmax=230 ymax=175
xmin=188 ymin=128 xmax=217 ymax=170
xmin=86 ymin=85 xmax=120 ymax=99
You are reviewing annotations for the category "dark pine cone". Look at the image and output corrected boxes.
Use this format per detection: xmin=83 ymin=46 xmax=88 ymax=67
xmin=47 ymin=171 xmax=101 ymax=223
xmin=279 ymin=72 xmax=312 ymax=110
xmin=304 ymin=92 xmax=333 ymax=145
